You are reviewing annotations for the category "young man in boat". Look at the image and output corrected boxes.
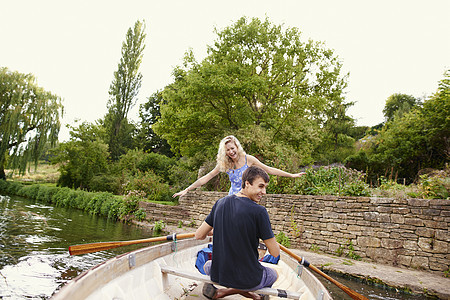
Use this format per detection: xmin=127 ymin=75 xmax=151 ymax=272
xmin=195 ymin=166 xmax=280 ymax=300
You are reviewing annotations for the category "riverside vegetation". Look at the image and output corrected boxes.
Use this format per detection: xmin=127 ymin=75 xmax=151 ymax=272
xmin=2 ymin=161 xmax=448 ymax=228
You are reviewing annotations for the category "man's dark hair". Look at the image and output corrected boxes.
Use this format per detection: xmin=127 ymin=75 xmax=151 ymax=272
xmin=241 ymin=166 xmax=270 ymax=188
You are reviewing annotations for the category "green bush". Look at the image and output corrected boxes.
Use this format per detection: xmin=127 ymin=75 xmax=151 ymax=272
xmin=418 ymin=174 xmax=449 ymax=199
xmin=123 ymin=170 xmax=172 ymax=202
xmin=137 ymin=152 xmax=176 ymax=183
xmin=89 ymin=174 xmax=122 ymax=194
xmin=134 ymin=208 xmax=146 ymax=221
xmin=276 ymin=231 xmax=291 ymax=248
xmin=153 ymin=220 xmax=166 ymax=234
xmin=288 ymin=166 xmax=371 ymax=196
xmin=36 ymin=186 xmax=59 ymax=203
xmin=0 ymin=180 xmax=128 ymax=221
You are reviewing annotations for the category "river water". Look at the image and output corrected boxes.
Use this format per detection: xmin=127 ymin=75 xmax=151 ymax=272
xmin=0 ymin=194 xmax=154 ymax=299
xmin=0 ymin=194 xmax=429 ymax=299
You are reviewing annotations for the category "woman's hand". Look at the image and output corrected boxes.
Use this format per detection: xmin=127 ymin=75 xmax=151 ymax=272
xmin=291 ymin=172 xmax=306 ymax=178
xmin=173 ymin=189 xmax=188 ymax=198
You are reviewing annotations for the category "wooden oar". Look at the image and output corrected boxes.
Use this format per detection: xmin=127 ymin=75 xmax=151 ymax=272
xmin=69 ymin=232 xmax=195 ymax=256
xmin=279 ymin=244 xmax=369 ymax=300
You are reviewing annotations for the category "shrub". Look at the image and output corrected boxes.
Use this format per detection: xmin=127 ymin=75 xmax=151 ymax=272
xmin=122 ymin=170 xmax=172 ymax=202
xmin=276 ymin=231 xmax=291 ymax=248
xmin=89 ymin=174 xmax=122 ymax=194
xmin=153 ymin=220 xmax=166 ymax=234
xmin=118 ymin=192 xmax=142 ymax=219
xmin=36 ymin=186 xmax=59 ymax=203
xmin=137 ymin=152 xmax=176 ymax=183
xmin=288 ymin=166 xmax=371 ymax=196
xmin=417 ymin=173 xmax=449 ymax=199
xmin=134 ymin=208 xmax=146 ymax=221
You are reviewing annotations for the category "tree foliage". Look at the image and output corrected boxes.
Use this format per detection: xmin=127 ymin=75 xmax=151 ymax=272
xmin=315 ymin=100 xmax=356 ymax=163
xmin=0 ymin=67 xmax=63 ymax=179
xmin=51 ymin=122 xmax=109 ymax=190
xmin=346 ymin=70 xmax=449 ymax=183
xmin=105 ymin=20 xmax=146 ymax=160
xmin=382 ymin=93 xmax=421 ymax=123
xmin=153 ymin=16 xmax=350 ymax=164
xmin=138 ymin=91 xmax=173 ymax=156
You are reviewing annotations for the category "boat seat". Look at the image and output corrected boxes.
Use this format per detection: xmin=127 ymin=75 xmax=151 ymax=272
xmin=160 ymin=265 xmax=303 ymax=299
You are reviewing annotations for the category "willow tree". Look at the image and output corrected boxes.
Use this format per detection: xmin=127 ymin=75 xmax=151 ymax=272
xmin=153 ymin=16 xmax=349 ymax=164
xmin=0 ymin=67 xmax=63 ymax=179
xmin=105 ymin=20 xmax=146 ymax=160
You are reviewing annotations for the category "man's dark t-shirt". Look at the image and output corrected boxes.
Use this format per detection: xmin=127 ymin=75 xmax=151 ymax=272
xmin=204 ymin=194 xmax=274 ymax=290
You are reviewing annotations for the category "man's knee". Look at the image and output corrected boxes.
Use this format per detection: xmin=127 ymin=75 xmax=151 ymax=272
xmin=203 ymin=260 xmax=212 ymax=275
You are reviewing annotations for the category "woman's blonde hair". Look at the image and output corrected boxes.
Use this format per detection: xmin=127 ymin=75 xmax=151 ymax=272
xmin=216 ymin=135 xmax=246 ymax=172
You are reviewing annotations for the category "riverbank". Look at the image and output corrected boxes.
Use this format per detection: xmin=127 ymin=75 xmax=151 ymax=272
xmin=290 ymin=249 xmax=450 ymax=300
xmin=146 ymin=222 xmax=450 ymax=300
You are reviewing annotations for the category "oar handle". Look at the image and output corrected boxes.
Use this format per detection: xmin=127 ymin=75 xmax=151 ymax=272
xmin=279 ymin=244 xmax=369 ymax=300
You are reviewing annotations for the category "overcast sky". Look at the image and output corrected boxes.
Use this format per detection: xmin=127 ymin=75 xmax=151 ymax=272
xmin=1 ymin=0 xmax=449 ymax=141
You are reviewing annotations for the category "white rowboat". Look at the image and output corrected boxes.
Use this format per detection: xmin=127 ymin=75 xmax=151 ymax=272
xmin=52 ymin=237 xmax=332 ymax=299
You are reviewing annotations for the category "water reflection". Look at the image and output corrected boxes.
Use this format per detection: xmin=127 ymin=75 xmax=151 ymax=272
xmin=0 ymin=194 xmax=154 ymax=299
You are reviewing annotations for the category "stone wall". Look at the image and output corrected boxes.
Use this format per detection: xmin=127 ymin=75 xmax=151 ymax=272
xmin=140 ymin=191 xmax=449 ymax=274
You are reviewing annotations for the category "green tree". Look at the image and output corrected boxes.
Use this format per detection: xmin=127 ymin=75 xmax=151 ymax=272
xmin=0 ymin=67 xmax=63 ymax=180
xmin=105 ymin=20 xmax=146 ymax=160
xmin=347 ymin=70 xmax=449 ymax=183
xmin=51 ymin=122 xmax=110 ymax=189
xmin=138 ymin=91 xmax=173 ymax=156
xmin=153 ymin=16 xmax=349 ymax=162
xmin=382 ymin=93 xmax=421 ymax=123
xmin=315 ymin=100 xmax=356 ymax=163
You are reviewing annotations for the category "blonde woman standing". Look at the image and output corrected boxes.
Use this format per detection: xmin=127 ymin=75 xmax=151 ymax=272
xmin=173 ymin=135 xmax=305 ymax=198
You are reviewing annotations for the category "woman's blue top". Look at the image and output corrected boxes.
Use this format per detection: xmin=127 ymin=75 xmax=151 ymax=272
xmin=226 ymin=155 xmax=249 ymax=195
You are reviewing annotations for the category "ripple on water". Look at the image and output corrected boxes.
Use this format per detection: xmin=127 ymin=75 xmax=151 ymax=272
xmin=0 ymin=255 xmax=60 ymax=298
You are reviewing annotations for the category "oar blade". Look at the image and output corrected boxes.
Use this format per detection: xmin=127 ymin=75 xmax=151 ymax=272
xmin=68 ymin=232 xmax=196 ymax=256
xmin=69 ymin=241 xmax=125 ymax=256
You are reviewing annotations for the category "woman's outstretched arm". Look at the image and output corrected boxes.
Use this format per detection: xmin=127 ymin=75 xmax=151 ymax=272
xmin=172 ymin=166 xmax=221 ymax=198
xmin=247 ymin=155 xmax=305 ymax=178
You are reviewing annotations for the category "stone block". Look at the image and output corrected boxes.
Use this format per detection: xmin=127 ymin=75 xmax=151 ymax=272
xmin=366 ymin=248 xmax=395 ymax=263
xmin=370 ymin=197 xmax=393 ymax=204
xmin=411 ymin=256 xmax=429 ymax=269
xmin=403 ymin=240 xmax=418 ymax=250
xmin=429 ymin=260 xmax=449 ymax=272
xmin=390 ymin=214 xmax=405 ymax=224
xmin=327 ymin=223 xmax=340 ymax=231
xmin=364 ymin=211 xmax=379 ymax=221
xmin=376 ymin=206 xmax=393 ymax=213
xmin=376 ymin=232 xmax=390 ymax=238
xmin=397 ymin=255 xmax=412 ymax=267
xmin=423 ymin=220 xmax=448 ymax=230
xmin=436 ymin=229 xmax=450 ymax=242
xmin=381 ymin=238 xmax=403 ymax=249
xmin=328 ymin=243 xmax=340 ymax=253
xmin=430 ymin=199 xmax=450 ymax=206
xmin=379 ymin=214 xmax=391 ymax=223
xmin=418 ymin=237 xmax=433 ymax=251
xmin=415 ymin=228 xmax=435 ymax=238
xmin=393 ymin=207 xmax=410 ymax=214
xmin=322 ymin=211 xmax=339 ymax=219
xmin=404 ymin=218 xmax=424 ymax=226
xmin=357 ymin=236 xmax=381 ymax=247
xmin=432 ymin=240 xmax=448 ymax=254
xmin=422 ymin=209 xmax=442 ymax=216
xmin=407 ymin=199 xmax=430 ymax=207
